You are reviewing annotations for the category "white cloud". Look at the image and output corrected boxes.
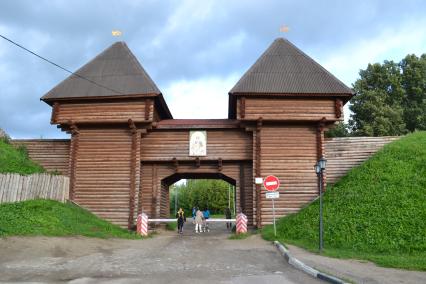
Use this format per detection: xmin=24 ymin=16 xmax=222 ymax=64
xmin=164 ymin=74 xmax=239 ymax=119
xmin=319 ymin=18 xmax=426 ymax=122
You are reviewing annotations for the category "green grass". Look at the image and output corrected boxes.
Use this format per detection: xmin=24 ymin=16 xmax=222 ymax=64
xmin=262 ymin=131 xmax=426 ymax=270
xmin=0 ymin=138 xmax=45 ymax=175
xmin=0 ymin=199 xmax=141 ymax=239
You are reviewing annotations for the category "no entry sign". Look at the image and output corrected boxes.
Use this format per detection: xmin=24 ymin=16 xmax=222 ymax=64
xmin=263 ymin=175 xmax=280 ymax=191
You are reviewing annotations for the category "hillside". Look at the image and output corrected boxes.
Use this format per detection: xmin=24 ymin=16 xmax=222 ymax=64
xmin=0 ymin=199 xmax=139 ymax=239
xmin=262 ymin=131 xmax=426 ymax=270
xmin=0 ymin=138 xmax=45 ymax=175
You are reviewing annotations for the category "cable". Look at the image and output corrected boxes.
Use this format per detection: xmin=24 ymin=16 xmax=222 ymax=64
xmin=0 ymin=34 xmax=125 ymax=96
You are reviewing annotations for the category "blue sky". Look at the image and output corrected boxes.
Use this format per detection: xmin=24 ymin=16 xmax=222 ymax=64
xmin=1 ymin=0 xmax=425 ymax=138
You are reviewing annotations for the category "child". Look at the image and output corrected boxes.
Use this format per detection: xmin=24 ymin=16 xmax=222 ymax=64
xmin=202 ymin=208 xmax=210 ymax=232
xmin=194 ymin=209 xmax=203 ymax=233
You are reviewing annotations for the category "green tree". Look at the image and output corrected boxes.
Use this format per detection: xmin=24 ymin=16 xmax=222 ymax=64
xmin=349 ymin=54 xmax=426 ymax=136
xmin=400 ymin=54 xmax=426 ymax=132
xmin=170 ymin=179 xmax=235 ymax=215
xmin=349 ymin=61 xmax=407 ymax=136
xmin=325 ymin=122 xmax=349 ymax=138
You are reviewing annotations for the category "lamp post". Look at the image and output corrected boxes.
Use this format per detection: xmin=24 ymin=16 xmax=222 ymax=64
xmin=315 ymin=156 xmax=327 ymax=252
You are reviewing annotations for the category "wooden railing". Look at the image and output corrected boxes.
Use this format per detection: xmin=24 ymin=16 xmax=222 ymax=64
xmin=0 ymin=173 xmax=69 ymax=203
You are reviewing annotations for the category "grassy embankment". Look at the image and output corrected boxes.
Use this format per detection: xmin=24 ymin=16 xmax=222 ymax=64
xmin=0 ymin=138 xmax=44 ymax=174
xmin=0 ymin=137 xmax=139 ymax=239
xmin=262 ymin=132 xmax=426 ymax=270
xmin=0 ymin=199 xmax=140 ymax=239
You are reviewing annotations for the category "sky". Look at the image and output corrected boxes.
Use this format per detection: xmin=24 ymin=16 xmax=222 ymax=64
xmin=0 ymin=0 xmax=425 ymax=139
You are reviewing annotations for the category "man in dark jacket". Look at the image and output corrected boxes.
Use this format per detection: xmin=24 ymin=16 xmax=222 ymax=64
xmin=225 ymin=207 xmax=232 ymax=229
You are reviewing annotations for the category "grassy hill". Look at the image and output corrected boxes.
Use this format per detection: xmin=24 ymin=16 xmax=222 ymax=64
xmin=0 ymin=199 xmax=140 ymax=239
xmin=0 ymin=138 xmax=45 ymax=175
xmin=262 ymin=131 xmax=426 ymax=270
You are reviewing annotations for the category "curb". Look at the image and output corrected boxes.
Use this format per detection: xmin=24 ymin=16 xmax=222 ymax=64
xmin=274 ymin=241 xmax=347 ymax=284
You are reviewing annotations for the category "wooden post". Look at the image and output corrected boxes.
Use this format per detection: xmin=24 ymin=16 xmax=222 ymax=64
xmin=240 ymin=97 xmax=246 ymax=119
xmin=128 ymin=119 xmax=140 ymax=229
xmin=255 ymin=117 xmax=262 ymax=227
xmin=69 ymin=122 xmax=79 ymax=201
xmin=317 ymin=118 xmax=326 ymax=192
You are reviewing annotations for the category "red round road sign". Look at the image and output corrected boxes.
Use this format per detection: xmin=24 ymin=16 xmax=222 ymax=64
xmin=263 ymin=175 xmax=280 ymax=191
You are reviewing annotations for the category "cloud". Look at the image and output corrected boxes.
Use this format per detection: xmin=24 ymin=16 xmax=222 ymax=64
xmin=0 ymin=0 xmax=425 ymax=137
xmin=164 ymin=74 xmax=239 ymax=119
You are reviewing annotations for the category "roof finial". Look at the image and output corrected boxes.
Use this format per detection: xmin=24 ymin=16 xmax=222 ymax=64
xmin=279 ymin=25 xmax=290 ymax=33
xmin=112 ymin=30 xmax=122 ymax=37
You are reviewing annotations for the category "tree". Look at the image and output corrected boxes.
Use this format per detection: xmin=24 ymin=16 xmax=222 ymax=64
xmin=349 ymin=61 xmax=407 ymax=136
xmin=400 ymin=54 xmax=426 ymax=132
xmin=325 ymin=122 xmax=349 ymax=138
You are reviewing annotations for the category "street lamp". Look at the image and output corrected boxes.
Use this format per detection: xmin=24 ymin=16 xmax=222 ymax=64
xmin=314 ymin=156 xmax=327 ymax=252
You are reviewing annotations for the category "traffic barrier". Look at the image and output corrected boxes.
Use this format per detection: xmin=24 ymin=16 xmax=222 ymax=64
xmin=236 ymin=213 xmax=247 ymax=234
xmin=136 ymin=213 xmax=149 ymax=236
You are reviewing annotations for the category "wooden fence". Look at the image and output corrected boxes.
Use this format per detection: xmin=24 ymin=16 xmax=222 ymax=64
xmin=0 ymin=173 xmax=69 ymax=203
xmin=325 ymin=136 xmax=400 ymax=184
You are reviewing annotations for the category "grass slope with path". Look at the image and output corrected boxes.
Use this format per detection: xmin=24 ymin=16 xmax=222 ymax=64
xmin=0 ymin=199 xmax=140 ymax=239
xmin=0 ymin=138 xmax=45 ymax=174
xmin=262 ymin=131 xmax=426 ymax=270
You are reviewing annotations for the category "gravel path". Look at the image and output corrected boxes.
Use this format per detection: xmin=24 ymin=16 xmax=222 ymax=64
xmin=0 ymin=221 xmax=322 ymax=283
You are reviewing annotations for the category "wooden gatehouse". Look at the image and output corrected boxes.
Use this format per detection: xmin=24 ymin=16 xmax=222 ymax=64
xmin=40 ymin=38 xmax=353 ymax=228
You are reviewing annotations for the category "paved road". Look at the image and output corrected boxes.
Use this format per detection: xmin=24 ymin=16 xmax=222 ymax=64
xmin=0 ymin=220 xmax=323 ymax=283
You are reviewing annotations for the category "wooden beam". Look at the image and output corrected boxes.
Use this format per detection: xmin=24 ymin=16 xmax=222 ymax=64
xmin=127 ymin=119 xmax=139 ymax=229
xmin=335 ymin=99 xmax=343 ymax=119
xmin=68 ymin=121 xmax=79 ymax=201
xmin=173 ymin=157 xmax=179 ymax=173
xmin=256 ymin=117 xmax=262 ymax=227
xmin=145 ymin=99 xmax=152 ymax=121
xmin=218 ymin=158 xmax=223 ymax=172
xmin=317 ymin=117 xmax=326 ymax=192
xmin=240 ymin=97 xmax=246 ymax=119
xmin=50 ymin=102 xmax=59 ymax=124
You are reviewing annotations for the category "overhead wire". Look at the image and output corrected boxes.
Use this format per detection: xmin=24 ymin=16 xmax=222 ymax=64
xmin=0 ymin=34 xmax=124 ymax=95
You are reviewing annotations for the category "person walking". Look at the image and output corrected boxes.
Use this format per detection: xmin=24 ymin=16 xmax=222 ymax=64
xmin=176 ymin=208 xmax=186 ymax=234
xmin=192 ymin=206 xmax=197 ymax=220
xmin=225 ymin=207 xmax=232 ymax=229
xmin=202 ymin=208 xmax=210 ymax=232
xmin=194 ymin=209 xmax=203 ymax=233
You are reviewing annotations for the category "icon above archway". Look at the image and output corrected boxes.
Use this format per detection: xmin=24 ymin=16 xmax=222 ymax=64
xmin=189 ymin=131 xmax=207 ymax=156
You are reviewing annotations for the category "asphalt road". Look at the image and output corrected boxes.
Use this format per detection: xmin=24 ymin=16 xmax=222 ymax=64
xmin=0 ymin=220 xmax=323 ymax=283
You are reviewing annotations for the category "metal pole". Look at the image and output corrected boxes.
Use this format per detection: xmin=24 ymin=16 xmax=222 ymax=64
xmin=174 ymin=187 xmax=178 ymax=213
xmin=233 ymin=185 xmax=236 ymax=216
xmin=319 ymin=170 xmax=323 ymax=252
xmin=272 ymin=197 xmax=276 ymax=237
xmin=228 ymin=184 xmax=231 ymax=209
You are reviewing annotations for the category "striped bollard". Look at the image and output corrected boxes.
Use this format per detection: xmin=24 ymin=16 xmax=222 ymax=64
xmin=236 ymin=213 xmax=247 ymax=234
xmin=136 ymin=213 xmax=149 ymax=236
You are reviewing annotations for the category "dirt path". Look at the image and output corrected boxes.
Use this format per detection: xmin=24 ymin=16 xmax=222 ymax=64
xmin=0 ymin=221 xmax=322 ymax=283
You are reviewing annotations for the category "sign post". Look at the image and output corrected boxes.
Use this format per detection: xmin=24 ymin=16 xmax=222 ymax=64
xmin=263 ymin=175 xmax=280 ymax=237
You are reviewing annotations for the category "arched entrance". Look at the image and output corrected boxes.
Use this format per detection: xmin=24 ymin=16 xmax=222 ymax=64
xmin=139 ymin=161 xmax=253 ymax=225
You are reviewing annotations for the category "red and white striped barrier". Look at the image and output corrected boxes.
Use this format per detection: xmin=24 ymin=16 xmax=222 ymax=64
xmin=236 ymin=213 xmax=247 ymax=234
xmin=136 ymin=213 xmax=149 ymax=236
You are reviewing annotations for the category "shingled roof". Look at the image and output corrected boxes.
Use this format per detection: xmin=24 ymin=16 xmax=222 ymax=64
xmin=229 ymin=38 xmax=354 ymax=95
xmin=41 ymin=41 xmax=172 ymax=118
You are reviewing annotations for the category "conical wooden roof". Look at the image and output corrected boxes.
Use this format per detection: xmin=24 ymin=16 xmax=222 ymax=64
xmin=229 ymin=38 xmax=354 ymax=95
xmin=42 ymin=42 xmax=161 ymax=101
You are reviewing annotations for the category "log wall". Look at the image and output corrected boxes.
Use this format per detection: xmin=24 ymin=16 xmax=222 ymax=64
xmin=238 ymin=98 xmax=337 ymax=121
xmin=141 ymin=129 xmax=252 ymax=161
xmin=72 ymin=127 xmax=134 ymax=227
xmin=259 ymin=125 xmax=319 ymax=225
xmin=54 ymin=100 xmax=153 ymax=123
xmin=325 ymin=136 xmax=400 ymax=184
xmin=12 ymin=139 xmax=70 ymax=176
